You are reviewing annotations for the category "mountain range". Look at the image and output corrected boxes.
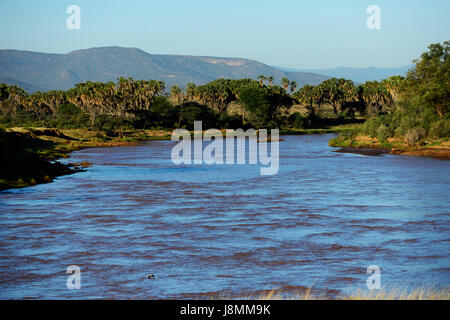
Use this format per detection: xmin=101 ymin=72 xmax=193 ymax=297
xmin=278 ymin=65 xmax=413 ymax=83
xmin=0 ymin=46 xmax=411 ymax=93
xmin=0 ymin=47 xmax=329 ymax=93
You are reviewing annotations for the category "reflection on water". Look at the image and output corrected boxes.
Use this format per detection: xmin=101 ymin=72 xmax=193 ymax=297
xmin=0 ymin=134 xmax=449 ymax=299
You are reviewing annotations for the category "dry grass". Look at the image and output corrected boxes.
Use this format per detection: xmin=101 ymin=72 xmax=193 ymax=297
xmin=215 ymin=286 xmax=449 ymax=300
xmin=349 ymin=286 xmax=450 ymax=300
xmin=214 ymin=285 xmax=337 ymax=300
xmin=241 ymin=288 xmax=316 ymax=300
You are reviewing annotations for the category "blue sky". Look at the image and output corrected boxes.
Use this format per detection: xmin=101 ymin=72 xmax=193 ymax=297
xmin=0 ymin=0 xmax=449 ymax=69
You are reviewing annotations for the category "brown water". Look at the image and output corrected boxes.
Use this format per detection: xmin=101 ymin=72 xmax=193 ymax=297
xmin=0 ymin=134 xmax=449 ymax=299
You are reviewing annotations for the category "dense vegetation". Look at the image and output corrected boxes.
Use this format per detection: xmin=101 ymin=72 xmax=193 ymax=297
xmin=0 ymin=72 xmax=402 ymax=134
xmin=331 ymin=41 xmax=449 ymax=148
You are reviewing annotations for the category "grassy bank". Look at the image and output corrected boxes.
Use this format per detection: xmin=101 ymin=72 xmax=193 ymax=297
xmin=280 ymin=122 xmax=362 ymax=135
xmin=0 ymin=127 xmax=172 ymax=190
xmin=329 ymin=133 xmax=450 ymax=160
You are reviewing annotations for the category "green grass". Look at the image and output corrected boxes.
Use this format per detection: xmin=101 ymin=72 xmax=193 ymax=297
xmin=280 ymin=123 xmax=363 ymax=136
xmin=329 ymin=131 xmax=450 ymax=152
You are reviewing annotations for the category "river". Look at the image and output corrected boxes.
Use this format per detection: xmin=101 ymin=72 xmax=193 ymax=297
xmin=0 ymin=134 xmax=449 ymax=299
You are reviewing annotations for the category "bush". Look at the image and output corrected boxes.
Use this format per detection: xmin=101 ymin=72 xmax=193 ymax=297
xmin=93 ymin=115 xmax=117 ymax=132
xmin=178 ymin=102 xmax=218 ymax=130
xmin=376 ymin=124 xmax=392 ymax=142
xmin=219 ymin=114 xmax=245 ymax=129
xmin=362 ymin=117 xmax=382 ymax=137
xmin=340 ymin=128 xmax=359 ymax=146
xmin=287 ymin=112 xmax=307 ymax=129
xmin=50 ymin=103 xmax=90 ymax=129
xmin=149 ymin=96 xmax=178 ymax=128
xmin=405 ymin=127 xmax=427 ymax=146
xmin=429 ymin=119 xmax=450 ymax=138
xmin=397 ymin=115 xmax=415 ymax=136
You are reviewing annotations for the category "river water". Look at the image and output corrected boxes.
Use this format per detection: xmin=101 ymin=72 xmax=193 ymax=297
xmin=0 ymin=134 xmax=449 ymax=299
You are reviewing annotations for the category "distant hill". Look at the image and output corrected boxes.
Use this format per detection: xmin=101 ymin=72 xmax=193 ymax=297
xmin=0 ymin=47 xmax=330 ymax=93
xmin=276 ymin=65 xmax=413 ymax=83
xmin=0 ymin=76 xmax=46 ymax=93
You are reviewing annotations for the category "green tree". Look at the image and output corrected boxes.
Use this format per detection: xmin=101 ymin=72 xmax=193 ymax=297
xmin=257 ymin=75 xmax=267 ymax=86
xmin=358 ymin=81 xmax=392 ymax=116
xmin=170 ymin=85 xmax=183 ymax=104
xmin=0 ymin=85 xmax=28 ymax=119
xmin=319 ymin=78 xmax=356 ymax=115
xmin=402 ymin=41 xmax=449 ymax=117
xmin=185 ymin=83 xmax=197 ymax=101
xmin=239 ymin=84 xmax=271 ymax=127
xmin=281 ymin=78 xmax=290 ymax=91
xmin=290 ymin=81 xmax=298 ymax=93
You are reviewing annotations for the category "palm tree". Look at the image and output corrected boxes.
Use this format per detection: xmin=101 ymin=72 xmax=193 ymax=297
xmin=316 ymin=78 xmax=356 ymax=115
xmin=186 ymin=83 xmax=196 ymax=101
xmin=358 ymin=81 xmax=391 ymax=116
xmin=28 ymin=91 xmax=50 ymax=121
xmin=293 ymin=85 xmax=315 ymax=106
xmin=42 ymin=90 xmax=66 ymax=117
xmin=281 ymin=78 xmax=290 ymax=91
xmin=3 ymin=85 xmax=28 ymax=118
xmin=382 ymin=76 xmax=404 ymax=102
xmin=290 ymin=81 xmax=298 ymax=93
xmin=257 ymin=75 xmax=267 ymax=86
xmin=170 ymin=85 xmax=183 ymax=104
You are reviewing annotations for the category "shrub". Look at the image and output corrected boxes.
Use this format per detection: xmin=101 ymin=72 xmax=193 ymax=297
xmin=287 ymin=112 xmax=307 ymax=129
xmin=341 ymin=128 xmax=359 ymax=146
xmin=46 ymin=104 xmax=90 ymax=129
xmin=376 ymin=124 xmax=392 ymax=142
xmin=405 ymin=127 xmax=427 ymax=146
xmin=178 ymin=102 xmax=218 ymax=130
xmin=93 ymin=115 xmax=117 ymax=132
xmin=429 ymin=119 xmax=450 ymax=139
xmin=219 ymin=114 xmax=244 ymax=129
xmin=362 ymin=117 xmax=381 ymax=137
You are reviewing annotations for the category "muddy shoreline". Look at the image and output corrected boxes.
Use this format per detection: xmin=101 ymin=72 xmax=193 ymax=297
xmin=333 ymin=147 xmax=391 ymax=157
xmin=334 ymin=146 xmax=450 ymax=160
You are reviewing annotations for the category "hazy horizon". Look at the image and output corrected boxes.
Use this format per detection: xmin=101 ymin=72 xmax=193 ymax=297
xmin=0 ymin=45 xmax=415 ymax=70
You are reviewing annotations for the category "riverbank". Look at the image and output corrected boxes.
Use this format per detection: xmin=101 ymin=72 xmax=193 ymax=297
xmin=2 ymin=124 xmax=447 ymax=191
xmin=0 ymin=127 xmax=172 ymax=190
xmin=0 ymin=125 xmax=357 ymax=191
xmin=329 ymin=133 xmax=450 ymax=160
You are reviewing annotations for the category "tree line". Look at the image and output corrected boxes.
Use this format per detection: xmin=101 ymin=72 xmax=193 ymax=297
xmin=0 ymin=77 xmax=400 ymax=133
xmin=341 ymin=41 xmax=449 ymax=145
xmin=2 ymin=41 xmax=447 ymax=139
